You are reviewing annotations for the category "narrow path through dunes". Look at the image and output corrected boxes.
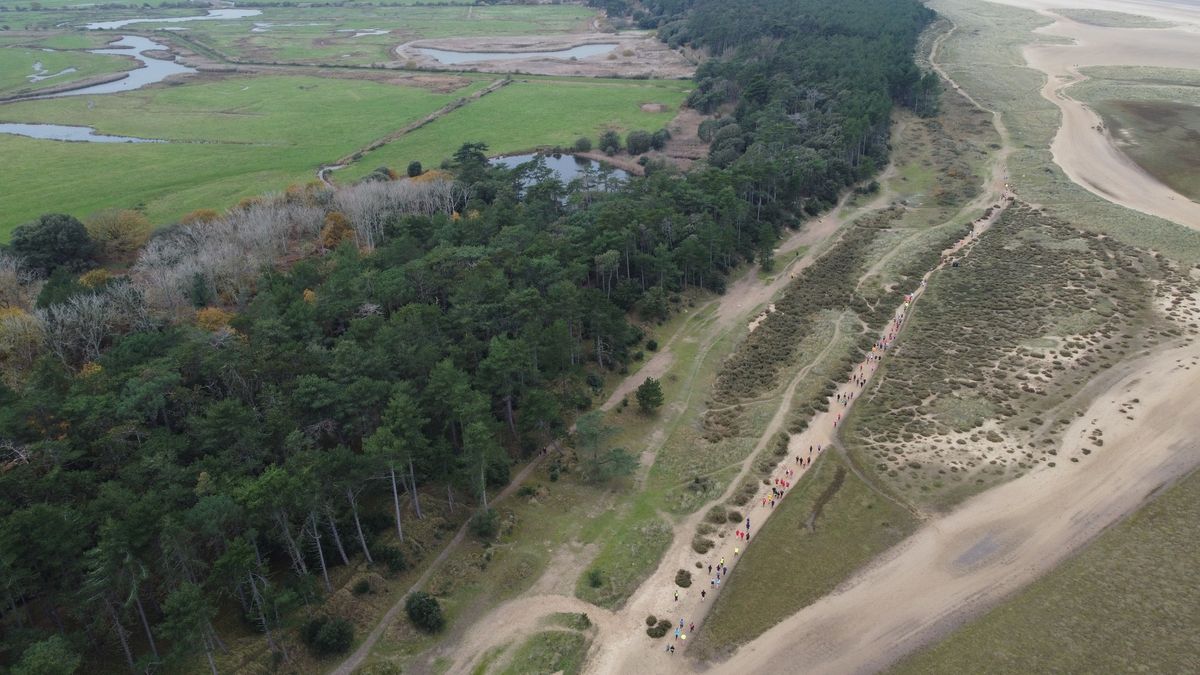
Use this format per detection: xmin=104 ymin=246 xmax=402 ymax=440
xmin=709 ymin=337 xmax=1200 ymax=674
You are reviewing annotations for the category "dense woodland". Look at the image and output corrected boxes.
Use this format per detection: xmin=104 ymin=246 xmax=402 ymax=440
xmin=0 ymin=0 xmax=934 ymax=670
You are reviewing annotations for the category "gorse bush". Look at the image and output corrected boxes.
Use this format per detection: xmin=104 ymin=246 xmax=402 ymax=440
xmin=405 ymin=591 xmax=445 ymax=633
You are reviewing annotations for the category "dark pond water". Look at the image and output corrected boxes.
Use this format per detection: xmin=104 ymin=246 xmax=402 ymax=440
xmin=493 ymin=153 xmax=629 ymax=184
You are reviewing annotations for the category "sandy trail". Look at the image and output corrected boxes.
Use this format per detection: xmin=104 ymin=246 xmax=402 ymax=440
xmin=710 ymin=338 xmax=1200 ymax=674
xmin=602 ymin=177 xmax=898 ymax=411
xmin=981 ymin=0 xmax=1200 ymax=228
xmin=441 ymin=147 xmax=905 ymax=675
xmin=331 ymin=457 xmax=546 ymax=675
xmin=588 ymin=180 xmax=1014 ymax=675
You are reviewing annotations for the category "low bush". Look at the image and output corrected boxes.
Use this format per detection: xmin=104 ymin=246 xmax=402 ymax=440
xmin=405 ymin=591 xmax=445 ymax=633
xmin=378 ymin=544 xmax=408 ymax=573
xmin=301 ymin=616 xmax=354 ymax=655
xmin=469 ymin=508 xmax=499 ymax=541
xmin=586 ymin=568 xmax=604 ymax=588
xmin=675 ymin=569 xmax=692 ymax=588
xmin=647 ymin=618 xmax=673 ymax=638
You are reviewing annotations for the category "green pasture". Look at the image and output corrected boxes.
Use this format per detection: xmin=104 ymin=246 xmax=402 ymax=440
xmin=343 ymin=78 xmax=690 ymax=177
xmin=0 ymin=43 xmax=133 ymax=96
xmin=0 ymin=74 xmax=475 ymax=234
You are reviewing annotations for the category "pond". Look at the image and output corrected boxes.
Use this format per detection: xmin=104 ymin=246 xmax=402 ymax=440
xmin=494 ymin=153 xmax=628 ymax=184
xmin=31 ymin=35 xmax=196 ymax=99
xmin=0 ymin=122 xmax=164 ymax=143
xmin=83 ymin=9 xmax=261 ymax=30
xmin=414 ymin=43 xmax=618 ymax=65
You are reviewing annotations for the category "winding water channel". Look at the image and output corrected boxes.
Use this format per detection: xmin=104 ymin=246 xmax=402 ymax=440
xmin=30 ymin=35 xmax=196 ymax=99
xmin=0 ymin=123 xmax=163 ymax=143
xmin=83 ymin=9 xmax=261 ymax=30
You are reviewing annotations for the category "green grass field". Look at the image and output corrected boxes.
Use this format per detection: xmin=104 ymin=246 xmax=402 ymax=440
xmin=895 ymin=470 xmax=1200 ymax=673
xmin=0 ymin=71 xmax=686 ymax=237
xmin=342 ymin=78 xmax=690 ymax=177
xmin=0 ymin=44 xmax=134 ymax=97
xmin=0 ymin=73 xmax=477 ymax=234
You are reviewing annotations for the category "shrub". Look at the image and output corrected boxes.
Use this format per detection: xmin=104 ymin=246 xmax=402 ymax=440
xmin=301 ymin=616 xmax=354 ymax=655
xmin=321 ymin=211 xmax=354 ymax=250
xmin=469 ymin=508 xmax=499 ymax=541
xmin=647 ymin=618 xmax=672 ymax=638
xmin=599 ymin=129 xmax=621 ymax=155
xmin=727 ymin=510 xmax=743 ymax=523
xmin=646 ymin=339 xmax=659 ymax=352
xmin=674 ymin=569 xmax=692 ymax=588
xmin=405 ymin=591 xmax=445 ymax=632
xmin=646 ymin=614 xmax=657 ymax=626
xmin=705 ymin=505 xmax=727 ymax=524
xmin=573 ymin=136 xmax=592 ymax=153
xmin=691 ymin=536 xmax=713 ymax=554
xmin=85 ymin=209 xmax=150 ymax=261
xmin=179 ymin=208 xmax=219 ymax=226
xmin=626 ymin=130 xmax=653 ymax=155
xmin=12 ymin=636 xmax=80 ymax=675
xmin=636 ymin=377 xmax=664 ymax=413
xmin=11 ymin=213 xmax=95 ymax=274
xmin=352 ymin=579 xmax=371 ymax=595
xmin=407 ymin=160 xmax=423 ymax=177
xmin=650 ymin=128 xmax=671 ymax=150
xmin=586 ymin=568 xmax=604 ymax=588
xmin=378 ymin=545 xmax=408 ymax=573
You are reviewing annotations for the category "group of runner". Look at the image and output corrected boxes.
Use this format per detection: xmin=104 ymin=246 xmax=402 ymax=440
xmin=660 ymin=282 xmax=929 ymax=656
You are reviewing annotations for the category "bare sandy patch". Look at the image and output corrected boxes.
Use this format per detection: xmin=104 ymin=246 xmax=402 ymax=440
xmin=978 ymin=0 xmax=1200 ymax=229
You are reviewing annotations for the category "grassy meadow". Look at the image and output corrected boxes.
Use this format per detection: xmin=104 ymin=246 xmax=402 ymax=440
xmin=0 ymin=73 xmax=479 ymax=234
xmin=342 ymin=78 xmax=691 ymax=180
xmin=0 ymin=43 xmax=134 ymax=96
xmin=0 ymin=71 xmax=686 ymax=236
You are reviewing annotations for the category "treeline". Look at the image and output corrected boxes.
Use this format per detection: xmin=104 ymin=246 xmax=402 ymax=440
xmin=0 ymin=0 xmax=935 ymax=671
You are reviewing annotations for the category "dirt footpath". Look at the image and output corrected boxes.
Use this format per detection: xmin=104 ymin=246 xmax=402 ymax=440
xmin=705 ymin=339 xmax=1200 ymax=674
